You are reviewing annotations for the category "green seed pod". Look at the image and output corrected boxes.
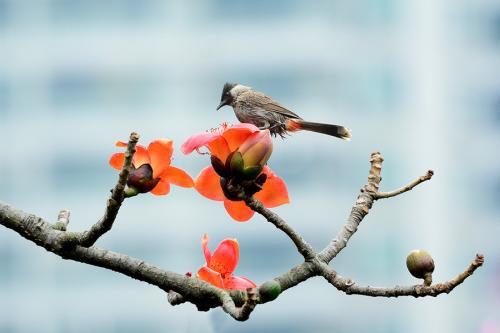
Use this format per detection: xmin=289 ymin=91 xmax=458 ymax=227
xmin=258 ymin=280 xmax=282 ymax=302
xmin=406 ymin=249 xmax=435 ymax=286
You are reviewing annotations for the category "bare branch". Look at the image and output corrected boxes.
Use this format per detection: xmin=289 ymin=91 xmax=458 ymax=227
xmin=318 ymin=151 xmax=384 ymax=263
xmin=0 ymin=148 xmax=484 ymax=322
xmin=52 ymin=209 xmax=71 ymax=231
xmin=318 ymin=254 xmax=484 ymax=297
xmin=0 ymin=201 xmax=225 ymax=309
xmin=78 ymin=132 xmax=139 ymax=247
xmin=244 ymin=196 xmax=316 ymax=260
xmin=220 ymin=288 xmax=259 ymax=321
xmin=239 ymin=288 xmax=258 ymax=319
xmin=375 ymin=170 xmax=434 ymax=200
xmin=167 ymin=291 xmax=186 ymax=306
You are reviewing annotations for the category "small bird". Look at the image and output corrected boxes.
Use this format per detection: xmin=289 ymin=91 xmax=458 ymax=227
xmin=216 ymin=82 xmax=351 ymax=140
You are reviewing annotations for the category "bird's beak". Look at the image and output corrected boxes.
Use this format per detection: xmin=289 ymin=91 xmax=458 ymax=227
xmin=216 ymin=99 xmax=228 ymax=111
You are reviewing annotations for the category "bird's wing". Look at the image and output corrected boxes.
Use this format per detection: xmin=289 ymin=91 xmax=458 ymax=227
xmin=242 ymin=91 xmax=302 ymax=119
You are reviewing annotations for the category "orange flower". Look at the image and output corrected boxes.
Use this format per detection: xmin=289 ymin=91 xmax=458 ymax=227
xmin=181 ymin=123 xmax=262 ymax=162
xmin=195 ymin=165 xmax=289 ymax=221
xmin=109 ymin=139 xmax=194 ymax=195
xmin=182 ymin=124 xmax=289 ymax=222
xmin=197 ymin=234 xmax=256 ymax=290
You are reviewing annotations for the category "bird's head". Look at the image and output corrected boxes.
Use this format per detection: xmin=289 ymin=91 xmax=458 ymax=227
xmin=217 ymin=83 xmax=250 ymax=110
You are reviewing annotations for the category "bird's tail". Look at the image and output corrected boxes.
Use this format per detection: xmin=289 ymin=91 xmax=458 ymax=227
xmin=286 ymin=119 xmax=352 ymax=140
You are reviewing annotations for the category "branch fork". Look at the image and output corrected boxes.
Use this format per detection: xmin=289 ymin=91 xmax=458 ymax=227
xmin=0 ymin=133 xmax=483 ymax=322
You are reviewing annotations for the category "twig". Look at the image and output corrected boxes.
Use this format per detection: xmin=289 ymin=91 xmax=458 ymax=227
xmin=0 ymin=149 xmax=485 ymax=322
xmin=318 ymin=151 xmax=384 ymax=263
xmin=375 ymin=170 xmax=434 ymax=199
xmin=220 ymin=288 xmax=258 ymax=321
xmin=239 ymin=288 xmax=258 ymax=319
xmin=52 ymin=209 xmax=70 ymax=231
xmin=78 ymin=132 xmax=139 ymax=247
xmin=167 ymin=291 xmax=186 ymax=306
xmin=244 ymin=196 xmax=316 ymax=260
xmin=318 ymin=254 xmax=484 ymax=297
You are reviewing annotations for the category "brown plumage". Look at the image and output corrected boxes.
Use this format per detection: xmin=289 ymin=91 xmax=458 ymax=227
xmin=217 ymin=83 xmax=351 ymax=140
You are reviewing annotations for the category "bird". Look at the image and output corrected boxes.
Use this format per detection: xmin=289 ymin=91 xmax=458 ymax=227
xmin=216 ymin=82 xmax=351 ymax=140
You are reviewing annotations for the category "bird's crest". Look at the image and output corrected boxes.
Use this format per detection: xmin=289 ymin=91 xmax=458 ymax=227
xmin=221 ymin=82 xmax=237 ymax=98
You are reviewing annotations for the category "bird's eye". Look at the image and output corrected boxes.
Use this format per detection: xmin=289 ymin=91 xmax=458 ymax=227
xmin=225 ymin=91 xmax=230 ymax=96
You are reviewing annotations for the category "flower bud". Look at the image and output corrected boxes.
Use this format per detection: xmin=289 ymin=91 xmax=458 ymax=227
xmin=237 ymin=130 xmax=273 ymax=169
xmin=241 ymin=165 xmax=263 ymax=180
xmin=225 ymin=151 xmax=263 ymax=180
xmin=406 ymin=249 xmax=435 ymax=286
xmin=127 ymin=164 xmax=160 ymax=193
xmin=211 ymin=155 xmax=229 ymax=177
xmin=258 ymin=280 xmax=281 ymax=302
xmin=226 ymin=151 xmax=244 ymax=175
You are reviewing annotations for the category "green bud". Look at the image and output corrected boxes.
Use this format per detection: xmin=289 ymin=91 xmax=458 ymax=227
xmin=211 ymin=155 xmax=228 ymax=177
xmin=241 ymin=165 xmax=263 ymax=180
xmin=228 ymin=151 xmax=244 ymax=175
xmin=406 ymin=249 xmax=435 ymax=286
xmin=237 ymin=130 xmax=273 ymax=169
xmin=258 ymin=280 xmax=282 ymax=302
xmin=124 ymin=187 xmax=139 ymax=198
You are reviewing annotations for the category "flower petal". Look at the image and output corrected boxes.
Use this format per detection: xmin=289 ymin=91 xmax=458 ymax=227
xmin=223 ymin=275 xmax=257 ymax=290
xmin=113 ymin=141 xmax=149 ymax=168
xmin=223 ymin=200 xmax=255 ymax=222
xmin=147 ymin=139 xmax=173 ymax=178
xmin=222 ymin=124 xmax=260 ymax=152
xmin=181 ymin=131 xmax=220 ymax=155
xmin=201 ymin=234 xmax=211 ymax=264
xmin=115 ymin=141 xmax=128 ymax=147
xmin=209 ymin=239 xmax=239 ymax=275
xmin=197 ymin=266 xmax=224 ymax=289
xmin=109 ymin=153 xmax=125 ymax=170
xmin=207 ymin=136 xmax=231 ymax=162
xmin=195 ymin=166 xmax=225 ymax=201
xmin=133 ymin=145 xmax=150 ymax=168
xmin=160 ymin=166 xmax=194 ymax=188
xmin=254 ymin=167 xmax=290 ymax=208
xmin=150 ymin=180 xmax=171 ymax=196
xmin=229 ymin=123 xmax=261 ymax=132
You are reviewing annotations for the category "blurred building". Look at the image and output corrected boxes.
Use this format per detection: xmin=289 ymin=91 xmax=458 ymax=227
xmin=0 ymin=1 xmax=499 ymax=332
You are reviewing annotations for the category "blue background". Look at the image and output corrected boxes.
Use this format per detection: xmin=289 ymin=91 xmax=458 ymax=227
xmin=1 ymin=1 xmax=499 ymax=332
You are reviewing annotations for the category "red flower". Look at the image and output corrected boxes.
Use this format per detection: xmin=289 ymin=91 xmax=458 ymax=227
xmin=182 ymin=124 xmax=289 ymax=222
xmin=195 ymin=165 xmax=289 ymax=221
xmin=182 ymin=123 xmax=262 ymax=163
xmin=197 ymin=234 xmax=256 ymax=291
xmin=109 ymin=139 xmax=194 ymax=195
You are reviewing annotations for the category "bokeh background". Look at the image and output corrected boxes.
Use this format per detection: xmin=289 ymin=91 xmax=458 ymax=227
xmin=1 ymin=0 xmax=499 ymax=332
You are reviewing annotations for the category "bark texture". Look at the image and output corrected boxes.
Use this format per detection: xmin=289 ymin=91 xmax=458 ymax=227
xmin=0 ymin=134 xmax=484 ymax=321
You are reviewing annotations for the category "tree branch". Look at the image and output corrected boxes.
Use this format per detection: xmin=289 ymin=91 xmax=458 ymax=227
xmin=318 ymin=151 xmax=384 ymax=263
xmin=318 ymin=254 xmax=484 ymax=297
xmin=374 ymin=170 xmax=434 ymax=200
xmin=220 ymin=288 xmax=258 ymax=321
xmin=0 ymin=147 xmax=484 ymax=322
xmin=52 ymin=209 xmax=70 ymax=231
xmin=78 ymin=132 xmax=139 ymax=247
xmin=244 ymin=196 xmax=316 ymax=260
xmin=0 ymin=201 xmax=226 ymax=308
